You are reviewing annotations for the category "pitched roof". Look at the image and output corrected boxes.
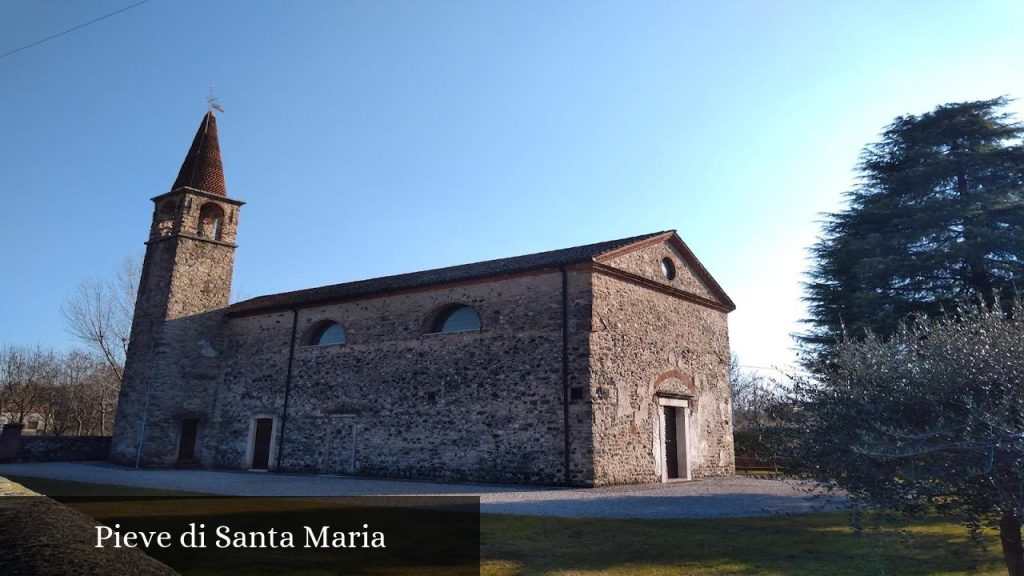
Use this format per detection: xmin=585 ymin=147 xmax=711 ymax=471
xmin=227 ymin=231 xmax=672 ymax=316
xmin=171 ymin=112 xmax=227 ymax=196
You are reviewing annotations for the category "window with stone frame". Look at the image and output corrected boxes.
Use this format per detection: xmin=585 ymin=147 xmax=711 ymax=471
xmin=661 ymin=257 xmax=677 ymax=280
xmin=430 ymin=305 xmax=481 ymax=333
xmin=307 ymin=321 xmax=346 ymax=346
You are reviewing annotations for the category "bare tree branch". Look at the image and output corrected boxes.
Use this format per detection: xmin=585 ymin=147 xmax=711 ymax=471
xmin=61 ymin=254 xmax=139 ymax=384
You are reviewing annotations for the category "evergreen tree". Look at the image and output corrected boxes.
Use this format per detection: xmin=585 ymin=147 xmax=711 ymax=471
xmin=801 ymin=97 xmax=1024 ymax=362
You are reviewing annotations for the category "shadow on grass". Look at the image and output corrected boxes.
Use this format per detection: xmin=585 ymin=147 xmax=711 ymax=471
xmin=483 ymin=492 xmax=843 ymax=518
xmin=5 ymin=474 xmax=206 ymax=497
xmin=480 ymin=512 xmax=1004 ymax=576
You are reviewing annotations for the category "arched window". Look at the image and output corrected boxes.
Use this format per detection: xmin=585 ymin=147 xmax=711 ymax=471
xmin=308 ymin=322 xmax=346 ymax=346
xmin=661 ymin=257 xmax=677 ymax=280
xmin=154 ymin=199 xmax=177 ymax=238
xmin=197 ymin=202 xmax=225 ymax=240
xmin=431 ymin=305 xmax=481 ymax=333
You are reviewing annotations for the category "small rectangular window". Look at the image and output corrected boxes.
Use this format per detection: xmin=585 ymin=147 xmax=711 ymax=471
xmin=570 ymin=387 xmax=586 ymax=401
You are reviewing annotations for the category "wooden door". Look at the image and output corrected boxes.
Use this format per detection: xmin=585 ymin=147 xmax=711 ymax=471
xmin=251 ymin=418 xmax=273 ymax=470
xmin=664 ymin=406 xmax=679 ymax=479
xmin=177 ymin=419 xmax=198 ymax=461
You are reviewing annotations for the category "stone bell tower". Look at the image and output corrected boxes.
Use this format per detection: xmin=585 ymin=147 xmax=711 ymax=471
xmin=110 ymin=111 xmax=244 ymax=466
xmin=142 ymin=111 xmax=242 ymax=320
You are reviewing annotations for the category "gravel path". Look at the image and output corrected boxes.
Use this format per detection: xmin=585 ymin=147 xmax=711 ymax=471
xmin=0 ymin=462 xmax=843 ymax=519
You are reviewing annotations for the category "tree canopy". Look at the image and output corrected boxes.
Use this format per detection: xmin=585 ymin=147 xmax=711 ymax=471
xmin=790 ymin=301 xmax=1024 ymax=575
xmin=801 ymin=97 xmax=1024 ymax=362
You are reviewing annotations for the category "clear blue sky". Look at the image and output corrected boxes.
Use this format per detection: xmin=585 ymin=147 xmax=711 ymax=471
xmin=2 ymin=1 xmax=1023 ymax=375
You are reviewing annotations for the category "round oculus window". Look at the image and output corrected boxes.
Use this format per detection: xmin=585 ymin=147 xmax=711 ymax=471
xmin=661 ymin=257 xmax=677 ymax=280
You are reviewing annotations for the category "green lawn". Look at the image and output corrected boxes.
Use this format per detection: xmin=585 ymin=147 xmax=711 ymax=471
xmin=480 ymin=513 xmax=1003 ymax=576
xmin=5 ymin=475 xmax=1007 ymax=576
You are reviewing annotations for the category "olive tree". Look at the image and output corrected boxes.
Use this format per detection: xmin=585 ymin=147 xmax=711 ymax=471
xmin=792 ymin=301 xmax=1024 ymax=575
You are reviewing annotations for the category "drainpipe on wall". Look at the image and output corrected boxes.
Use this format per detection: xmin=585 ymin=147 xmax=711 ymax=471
xmin=561 ymin=267 xmax=571 ymax=486
xmin=135 ymin=371 xmax=154 ymax=468
xmin=276 ymin=308 xmax=299 ymax=471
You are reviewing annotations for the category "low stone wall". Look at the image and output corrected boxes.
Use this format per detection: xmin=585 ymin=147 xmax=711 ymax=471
xmin=0 ymin=423 xmax=22 ymax=462
xmin=0 ymin=476 xmax=178 ymax=575
xmin=17 ymin=436 xmax=112 ymax=462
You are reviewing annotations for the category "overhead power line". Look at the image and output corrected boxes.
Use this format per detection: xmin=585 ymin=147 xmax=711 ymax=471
xmin=0 ymin=0 xmax=154 ymax=61
xmin=737 ymin=364 xmax=813 ymax=377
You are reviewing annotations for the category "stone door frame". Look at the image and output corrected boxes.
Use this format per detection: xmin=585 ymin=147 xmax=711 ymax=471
xmin=657 ymin=396 xmax=691 ymax=482
xmin=244 ymin=415 xmax=279 ymax=471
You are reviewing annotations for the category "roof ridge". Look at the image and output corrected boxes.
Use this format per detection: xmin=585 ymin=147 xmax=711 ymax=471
xmin=229 ymin=230 xmax=669 ymax=312
xmin=591 ymin=229 xmax=675 ymax=259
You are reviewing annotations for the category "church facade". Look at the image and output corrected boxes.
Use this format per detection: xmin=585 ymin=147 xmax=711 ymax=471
xmin=110 ymin=112 xmax=737 ymax=486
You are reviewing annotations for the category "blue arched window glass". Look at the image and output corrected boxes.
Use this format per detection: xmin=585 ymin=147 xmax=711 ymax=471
xmin=433 ymin=305 xmax=481 ymax=333
xmin=310 ymin=322 xmax=346 ymax=345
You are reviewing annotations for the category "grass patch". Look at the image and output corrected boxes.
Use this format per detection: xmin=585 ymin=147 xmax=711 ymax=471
xmin=734 ymin=469 xmax=785 ymax=478
xmin=4 ymin=474 xmax=204 ymax=497
xmin=480 ymin=513 xmax=1002 ymax=575
xmin=5 ymin=475 xmax=1008 ymax=575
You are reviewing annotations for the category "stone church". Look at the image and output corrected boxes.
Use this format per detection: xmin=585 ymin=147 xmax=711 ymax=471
xmin=110 ymin=112 xmax=737 ymax=486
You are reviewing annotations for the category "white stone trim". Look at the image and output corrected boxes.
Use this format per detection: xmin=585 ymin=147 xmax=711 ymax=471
xmin=244 ymin=415 xmax=279 ymax=470
xmin=656 ymin=397 xmax=691 ymax=482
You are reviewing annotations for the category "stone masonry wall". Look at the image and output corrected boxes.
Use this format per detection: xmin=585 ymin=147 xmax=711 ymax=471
xmin=110 ymin=192 xmax=238 ymax=467
xmin=136 ymin=309 xmax=231 ymax=467
xmin=588 ymin=241 xmax=734 ymax=485
xmin=164 ymin=236 xmax=236 ymax=320
xmin=204 ymin=310 xmax=292 ymax=469
xmin=111 ymin=193 xmax=731 ymax=487
xmin=205 ymin=270 xmax=594 ymax=485
xmin=111 ymin=230 xmax=177 ymax=465
xmin=606 ymin=240 xmax=715 ymax=300
xmin=17 ymin=436 xmax=112 ymax=462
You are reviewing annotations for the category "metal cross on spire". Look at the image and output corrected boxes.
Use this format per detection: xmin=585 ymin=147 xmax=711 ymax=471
xmin=207 ymin=86 xmax=225 ymax=114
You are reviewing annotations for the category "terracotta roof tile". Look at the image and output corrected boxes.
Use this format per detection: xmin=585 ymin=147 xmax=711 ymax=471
xmin=171 ymin=112 xmax=226 ymax=196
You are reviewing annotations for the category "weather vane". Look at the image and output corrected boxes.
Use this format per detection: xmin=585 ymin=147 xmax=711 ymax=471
xmin=207 ymin=86 xmax=224 ymax=113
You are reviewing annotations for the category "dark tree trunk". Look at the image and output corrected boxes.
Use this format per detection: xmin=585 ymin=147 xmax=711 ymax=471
xmin=1000 ymin=513 xmax=1024 ymax=576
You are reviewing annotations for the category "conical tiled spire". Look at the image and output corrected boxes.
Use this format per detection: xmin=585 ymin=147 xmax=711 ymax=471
xmin=171 ymin=111 xmax=226 ymax=196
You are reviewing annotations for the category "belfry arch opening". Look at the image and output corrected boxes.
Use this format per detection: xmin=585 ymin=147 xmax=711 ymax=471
xmin=158 ymin=199 xmax=176 ymax=216
xmin=152 ymin=199 xmax=178 ymax=238
xmin=197 ymin=202 xmax=225 ymax=240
